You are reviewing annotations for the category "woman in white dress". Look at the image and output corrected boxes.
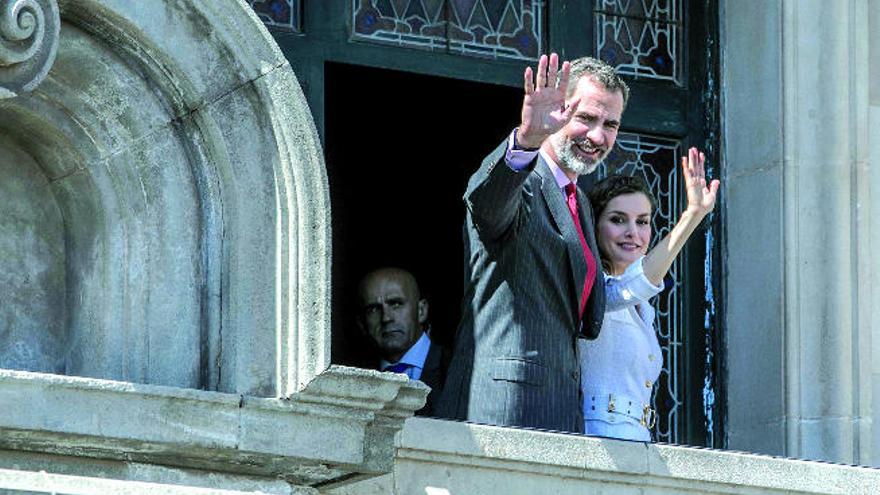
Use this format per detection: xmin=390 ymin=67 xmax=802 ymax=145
xmin=579 ymin=147 xmax=719 ymax=441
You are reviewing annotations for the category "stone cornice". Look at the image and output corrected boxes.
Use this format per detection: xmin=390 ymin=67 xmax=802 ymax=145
xmin=0 ymin=367 xmax=428 ymax=486
xmin=0 ymin=0 xmax=59 ymax=98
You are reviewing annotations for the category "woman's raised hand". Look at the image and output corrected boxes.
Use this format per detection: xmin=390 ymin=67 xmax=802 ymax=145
xmin=682 ymin=147 xmax=720 ymax=217
xmin=641 ymin=147 xmax=721 ymax=285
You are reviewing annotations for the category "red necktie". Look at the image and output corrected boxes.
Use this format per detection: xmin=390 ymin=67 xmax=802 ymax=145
xmin=565 ymin=183 xmax=596 ymax=319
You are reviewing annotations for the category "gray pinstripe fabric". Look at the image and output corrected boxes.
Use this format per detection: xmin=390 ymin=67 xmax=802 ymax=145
xmin=436 ymin=141 xmax=605 ymax=433
xmin=417 ymin=342 xmax=451 ymax=417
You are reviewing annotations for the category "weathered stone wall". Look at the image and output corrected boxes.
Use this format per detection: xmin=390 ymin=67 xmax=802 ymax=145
xmin=0 ymin=2 xmax=430 ymax=492
xmin=0 ymin=0 xmax=331 ymax=397
xmin=0 ymin=135 xmax=66 ymax=373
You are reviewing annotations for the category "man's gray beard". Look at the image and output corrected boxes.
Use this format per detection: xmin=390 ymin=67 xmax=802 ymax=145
xmin=550 ymin=134 xmax=604 ymax=176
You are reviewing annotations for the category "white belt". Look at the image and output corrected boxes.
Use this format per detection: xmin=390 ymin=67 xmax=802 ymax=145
xmin=583 ymin=393 xmax=656 ymax=429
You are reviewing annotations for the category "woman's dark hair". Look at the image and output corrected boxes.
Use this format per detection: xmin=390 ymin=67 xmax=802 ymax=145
xmin=588 ymin=174 xmax=658 ymax=273
xmin=588 ymin=174 xmax=658 ymax=219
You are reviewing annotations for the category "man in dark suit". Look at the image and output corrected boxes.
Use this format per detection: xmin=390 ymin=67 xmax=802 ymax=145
xmin=436 ymin=55 xmax=632 ymax=432
xmin=357 ymin=267 xmax=449 ymax=417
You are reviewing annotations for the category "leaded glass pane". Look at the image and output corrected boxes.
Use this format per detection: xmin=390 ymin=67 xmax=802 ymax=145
xmin=598 ymin=133 xmax=683 ymax=443
xmin=352 ymin=0 xmax=544 ymax=61
xmin=248 ymin=0 xmax=301 ymax=32
xmin=594 ymin=0 xmax=683 ymax=85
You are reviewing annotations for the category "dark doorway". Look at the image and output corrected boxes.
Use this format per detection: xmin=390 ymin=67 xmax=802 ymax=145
xmin=324 ymin=62 xmax=522 ymax=367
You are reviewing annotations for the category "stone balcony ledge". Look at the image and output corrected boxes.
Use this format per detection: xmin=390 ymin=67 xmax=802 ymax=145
xmin=330 ymin=417 xmax=880 ymax=495
xmin=0 ymin=366 xmax=428 ymax=488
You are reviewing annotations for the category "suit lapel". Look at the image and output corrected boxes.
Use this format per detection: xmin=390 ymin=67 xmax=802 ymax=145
xmin=536 ymin=158 xmax=587 ymax=321
xmin=420 ymin=343 xmax=441 ymax=390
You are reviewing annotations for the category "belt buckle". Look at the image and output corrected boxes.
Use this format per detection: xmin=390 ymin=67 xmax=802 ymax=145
xmin=641 ymin=404 xmax=656 ymax=429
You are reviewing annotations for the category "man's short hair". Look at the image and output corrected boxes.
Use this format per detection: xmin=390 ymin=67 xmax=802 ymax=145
xmin=567 ymin=57 xmax=630 ymax=108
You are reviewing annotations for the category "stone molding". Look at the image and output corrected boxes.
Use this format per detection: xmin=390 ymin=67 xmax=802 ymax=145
xmin=0 ymin=468 xmax=316 ymax=495
xmin=0 ymin=0 xmax=331 ymax=396
xmin=0 ymin=0 xmax=59 ymax=98
xmin=0 ymin=367 xmax=428 ymax=488
xmin=330 ymin=417 xmax=880 ymax=494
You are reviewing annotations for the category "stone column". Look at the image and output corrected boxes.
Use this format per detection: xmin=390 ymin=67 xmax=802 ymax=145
xmin=779 ymin=0 xmax=872 ymax=464
xmin=723 ymin=0 xmax=874 ymax=464
xmin=869 ymin=0 xmax=880 ymax=467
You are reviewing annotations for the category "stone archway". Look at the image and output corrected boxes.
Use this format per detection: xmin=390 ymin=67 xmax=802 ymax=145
xmin=0 ymin=0 xmax=330 ymax=397
xmin=0 ymin=2 xmax=426 ymax=490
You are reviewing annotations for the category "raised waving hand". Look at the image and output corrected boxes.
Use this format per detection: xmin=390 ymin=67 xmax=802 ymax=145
xmin=641 ymin=147 xmax=721 ymax=286
xmin=515 ymin=53 xmax=579 ymax=150
xmin=682 ymin=147 xmax=720 ymax=216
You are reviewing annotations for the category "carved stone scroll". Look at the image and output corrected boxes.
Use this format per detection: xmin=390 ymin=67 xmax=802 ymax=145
xmin=0 ymin=0 xmax=59 ymax=98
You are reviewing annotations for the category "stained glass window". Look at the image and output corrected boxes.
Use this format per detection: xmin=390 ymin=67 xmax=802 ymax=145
xmin=248 ymin=0 xmax=301 ymax=32
xmin=598 ymin=133 xmax=684 ymax=443
xmin=352 ymin=0 xmax=545 ymax=61
xmin=594 ymin=0 xmax=683 ymax=85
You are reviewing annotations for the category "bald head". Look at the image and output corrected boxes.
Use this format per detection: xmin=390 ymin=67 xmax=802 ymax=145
xmin=356 ymin=268 xmax=428 ymax=363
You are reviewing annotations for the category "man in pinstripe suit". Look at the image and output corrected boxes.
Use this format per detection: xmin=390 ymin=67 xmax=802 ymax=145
xmin=436 ymin=54 xmax=633 ymax=432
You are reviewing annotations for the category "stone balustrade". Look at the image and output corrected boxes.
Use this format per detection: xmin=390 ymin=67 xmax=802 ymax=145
xmin=328 ymin=417 xmax=880 ymax=495
xmin=0 ymin=367 xmax=428 ymax=492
